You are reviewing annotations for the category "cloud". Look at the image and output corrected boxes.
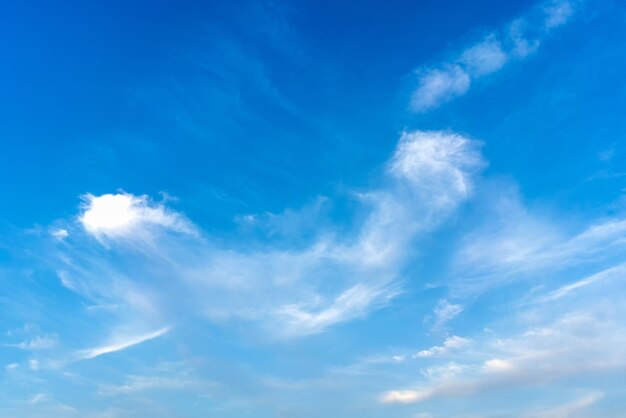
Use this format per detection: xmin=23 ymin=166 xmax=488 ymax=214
xmin=277 ymin=284 xmax=399 ymax=336
xmin=460 ymin=36 xmax=508 ymax=76
xmin=543 ymin=0 xmax=574 ymax=29
xmin=381 ymin=299 xmax=626 ymax=405
xmin=77 ymin=327 xmax=170 ymax=360
xmin=9 ymin=335 xmax=58 ymax=351
xmin=390 ymin=131 xmax=484 ymax=207
xmin=431 ymin=299 xmax=463 ymax=330
xmin=448 ymin=188 xmax=626 ymax=295
xmin=538 ymin=263 xmax=626 ymax=302
xmin=414 ymin=336 xmax=470 ymax=358
xmin=98 ymin=374 xmax=212 ymax=396
xmin=382 ymin=389 xmax=431 ymax=404
xmin=51 ymin=130 xmax=485 ymax=340
xmin=411 ymin=65 xmax=470 ymax=111
xmin=28 ymin=393 xmax=46 ymax=405
xmin=528 ymin=391 xmax=604 ymax=418
xmin=50 ymin=228 xmax=69 ymax=240
xmin=410 ymin=0 xmax=579 ymax=111
xmin=79 ymin=193 xmax=196 ymax=240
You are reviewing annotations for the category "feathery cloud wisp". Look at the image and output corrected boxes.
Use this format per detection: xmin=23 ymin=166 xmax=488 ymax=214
xmin=55 ymin=131 xmax=485 ymax=339
xmin=411 ymin=0 xmax=577 ymax=111
xmin=77 ymin=327 xmax=171 ymax=360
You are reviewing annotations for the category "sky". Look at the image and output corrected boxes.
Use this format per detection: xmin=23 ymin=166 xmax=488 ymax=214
xmin=1 ymin=0 xmax=626 ymax=416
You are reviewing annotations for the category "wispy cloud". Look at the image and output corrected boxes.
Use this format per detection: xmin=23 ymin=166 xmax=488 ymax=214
xmin=51 ymin=130 xmax=485 ymax=339
xmin=277 ymin=284 xmax=400 ymax=336
xmin=447 ymin=187 xmax=626 ymax=295
xmin=77 ymin=327 xmax=171 ymax=360
xmin=432 ymin=299 xmax=464 ymax=330
xmin=411 ymin=65 xmax=470 ymax=111
xmin=538 ymin=262 xmax=626 ymax=302
xmin=411 ymin=0 xmax=578 ymax=111
xmin=381 ymin=270 xmax=626 ymax=406
xmin=4 ymin=334 xmax=57 ymax=351
xmin=98 ymin=373 xmax=213 ymax=396
xmin=414 ymin=336 xmax=470 ymax=358
xmin=527 ymin=391 xmax=604 ymax=418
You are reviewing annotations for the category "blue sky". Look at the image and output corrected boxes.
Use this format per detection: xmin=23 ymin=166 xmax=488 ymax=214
xmin=1 ymin=0 xmax=626 ymax=416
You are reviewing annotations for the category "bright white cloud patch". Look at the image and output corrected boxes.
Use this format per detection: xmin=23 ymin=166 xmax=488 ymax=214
xmin=381 ymin=389 xmax=431 ymax=404
xmin=79 ymin=193 xmax=195 ymax=239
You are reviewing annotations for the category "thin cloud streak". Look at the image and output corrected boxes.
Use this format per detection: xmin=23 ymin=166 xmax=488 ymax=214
xmin=77 ymin=327 xmax=171 ymax=360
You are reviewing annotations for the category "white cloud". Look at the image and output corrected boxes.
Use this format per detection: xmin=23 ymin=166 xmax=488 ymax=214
xmin=414 ymin=336 xmax=470 ymax=358
xmin=56 ymin=130 xmax=485 ymax=339
xmin=421 ymin=362 xmax=467 ymax=379
xmin=98 ymin=374 xmax=212 ymax=396
xmin=448 ymin=187 xmax=626 ymax=295
xmin=381 ymin=306 xmax=626 ymax=405
xmin=77 ymin=327 xmax=170 ymax=360
xmin=390 ymin=131 xmax=483 ymax=205
xmin=539 ymin=263 xmax=626 ymax=302
xmin=382 ymin=389 xmax=432 ymax=404
xmin=482 ymin=358 xmax=514 ymax=372
xmin=28 ymin=393 xmax=46 ymax=405
xmin=410 ymin=0 xmax=578 ymax=111
xmin=460 ymin=36 xmax=508 ymax=76
xmin=543 ymin=0 xmax=574 ymax=29
xmin=277 ymin=284 xmax=399 ymax=336
xmin=507 ymin=19 xmax=541 ymax=58
xmin=12 ymin=335 xmax=57 ymax=351
xmin=50 ymin=228 xmax=69 ymax=240
xmin=431 ymin=299 xmax=463 ymax=330
xmin=528 ymin=391 xmax=604 ymax=418
xmin=411 ymin=65 xmax=470 ymax=111
xmin=79 ymin=193 xmax=195 ymax=239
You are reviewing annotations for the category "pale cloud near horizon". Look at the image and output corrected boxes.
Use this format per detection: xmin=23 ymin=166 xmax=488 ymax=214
xmin=527 ymin=391 xmax=604 ymax=418
xmin=380 ymin=251 xmax=626 ymax=409
xmin=411 ymin=0 xmax=577 ymax=111
xmin=376 ymin=180 xmax=626 ymax=409
xmin=382 ymin=307 xmax=626 ymax=405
